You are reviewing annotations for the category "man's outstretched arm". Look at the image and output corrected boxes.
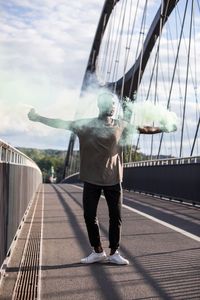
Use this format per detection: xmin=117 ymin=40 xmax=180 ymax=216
xmin=28 ymin=108 xmax=72 ymax=130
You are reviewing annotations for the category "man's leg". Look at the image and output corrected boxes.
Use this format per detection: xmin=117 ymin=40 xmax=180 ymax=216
xmin=103 ymin=184 xmax=122 ymax=254
xmin=104 ymin=184 xmax=129 ymax=265
xmin=83 ymin=182 xmax=103 ymax=252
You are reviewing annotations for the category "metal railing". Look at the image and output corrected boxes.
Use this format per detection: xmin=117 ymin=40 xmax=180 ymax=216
xmin=0 ymin=139 xmax=42 ymax=268
xmin=123 ymin=156 xmax=200 ymax=205
xmin=124 ymin=156 xmax=200 ymax=168
xmin=0 ymin=140 xmax=41 ymax=169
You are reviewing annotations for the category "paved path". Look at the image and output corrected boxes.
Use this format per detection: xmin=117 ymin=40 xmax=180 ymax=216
xmin=0 ymin=184 xmax=200 ymax=299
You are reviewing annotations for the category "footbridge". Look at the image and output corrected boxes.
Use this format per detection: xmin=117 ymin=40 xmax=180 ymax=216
xmin=1 ymin=0 xmax=200 ymax=299
xmin=0 ymin=141 xmax=200 ymax=300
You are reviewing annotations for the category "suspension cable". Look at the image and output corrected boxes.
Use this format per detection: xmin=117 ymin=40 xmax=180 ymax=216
xmin=145 ymin=0 xmax=169 ymax=101
xmin=106 ymin=0 xmax=125 ymax=84
xmin=100 ymin=10 xmax=114 ymax=82
xmin=150 ymin=0 xmax=167 ymax=159
xmin=180 ymin=0 xmax=194 ymax=157
xmin=153 ymin=0 xmax=166 ymax=105
xmin=113 ymin=0 xmax=128 ymax=90
xmin=120 ymin=0 xmax=140 ymax=99
xmin=176 ymin=4 xmax=200 ymax=154
xmin=106 ymin=4 xmax=117 ymax=82
xmin=157 ymin=0 xmax=189 ymax=157
xmin=108 ymin=0 xmax=126 ymax=85
xmin=190 ymin=0 xmax=200 ymax=156
xmin=128 ymin=0 xmax=149 ymax=99
xmin=132 ymin=0 xmax=169 ymax=160
xmin=157 ymin=5 xmax=182 ymax=157
xmin=120 ymin=0 xmax=133 ymax=99
xmin=191 ymin=117 xmax=200 ymax=156
xmin=119 ymin=0 xmax=141 ymax=161
xmin=176 ymin=5 xmax=198 ymax=105
xmin=129 ymin=0 xmax=149 ymax=161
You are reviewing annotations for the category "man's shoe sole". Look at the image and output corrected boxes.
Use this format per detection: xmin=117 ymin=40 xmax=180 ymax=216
xmin=81 ymin=256 xmax=107 ymax=264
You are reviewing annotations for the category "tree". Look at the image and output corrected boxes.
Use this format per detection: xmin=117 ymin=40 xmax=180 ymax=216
xmin=17 ymin=148 xmax=66 ymax=183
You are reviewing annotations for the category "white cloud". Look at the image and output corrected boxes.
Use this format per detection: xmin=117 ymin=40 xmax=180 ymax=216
xmin=0 ymin=0 xmax=199 ymax=157
xmin=0 ymin=0 xmax=103 ymax=87
xmin=0 ymin=0 xmax=103 ymax=148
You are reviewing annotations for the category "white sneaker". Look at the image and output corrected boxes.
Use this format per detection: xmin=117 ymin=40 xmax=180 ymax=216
xmin=81 ymin=250 xmax=107 ymax=264
xmin=108 ymin=251 xmax=129 ymax=265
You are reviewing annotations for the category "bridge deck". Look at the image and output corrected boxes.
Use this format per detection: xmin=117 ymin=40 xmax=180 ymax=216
xmin=0 ymin=184 xmax=200 ymax=299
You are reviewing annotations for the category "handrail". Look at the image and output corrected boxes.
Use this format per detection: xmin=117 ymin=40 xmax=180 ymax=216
xmin=124 ymin=156 xmax=200 ymax=168
xmin=0 ymin=139 xmax=41 ymax=172
xmin=0 ymin=139 xmax=42 ymax=268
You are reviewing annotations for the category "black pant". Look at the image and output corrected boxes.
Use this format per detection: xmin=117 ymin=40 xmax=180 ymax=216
xmin=83 ymin=182 xmax=122 ymax=250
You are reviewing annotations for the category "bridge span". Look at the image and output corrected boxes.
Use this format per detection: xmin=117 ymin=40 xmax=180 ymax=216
xmin=1 ymin=0 xmax=200 ymax=298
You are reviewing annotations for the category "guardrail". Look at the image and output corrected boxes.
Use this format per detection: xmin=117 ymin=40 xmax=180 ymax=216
xmin=124 ymin=156 xmax=200 ymax=168
xmin=62 ymin=156 xmax=200 ymax=205
xmin=123 ymin=156 xmax=200 ymax=205
xmin=0 ymin=139 xmax=42 ymax=268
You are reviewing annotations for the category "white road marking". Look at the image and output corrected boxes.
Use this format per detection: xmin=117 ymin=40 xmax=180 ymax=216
xmin=71 ymin=184 xmax=200 ymax=243
xmin=123 ymin=204 xmax=200 ymax=242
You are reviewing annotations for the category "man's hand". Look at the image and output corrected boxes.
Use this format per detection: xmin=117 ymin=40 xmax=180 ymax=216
xmin=28 ymin=108 xmax=39 ymax=122
xmin=27 ymin=109 xmax=72 ymax=129
xmin=138 ymin=126 xmax=162 ymax=134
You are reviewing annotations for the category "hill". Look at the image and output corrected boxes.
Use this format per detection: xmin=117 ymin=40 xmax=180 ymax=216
xmin=17 ymin=148 xmax=66 ymax=183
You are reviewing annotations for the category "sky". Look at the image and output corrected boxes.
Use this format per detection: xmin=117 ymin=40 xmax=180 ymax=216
xmin=0 ymin=0 xmax=199 ymax=156
xmin=0 ymin=0 xmax=103 ymax=149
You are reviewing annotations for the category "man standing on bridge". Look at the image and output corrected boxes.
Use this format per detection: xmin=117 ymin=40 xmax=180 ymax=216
xmin=28 ymin=93 xmax=175 ymax=265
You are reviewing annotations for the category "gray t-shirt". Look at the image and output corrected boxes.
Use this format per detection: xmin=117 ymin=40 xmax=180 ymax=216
xmin=70 ymin=118 xmax=127 ymax=186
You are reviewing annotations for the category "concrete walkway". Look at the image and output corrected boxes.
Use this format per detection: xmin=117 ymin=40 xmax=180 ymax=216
xmin=0 ymin=184 xmax=200 ymax=299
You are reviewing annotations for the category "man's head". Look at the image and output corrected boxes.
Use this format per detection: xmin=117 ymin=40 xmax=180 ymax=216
xmin=97 ymin=93 xmax=116 ymax=117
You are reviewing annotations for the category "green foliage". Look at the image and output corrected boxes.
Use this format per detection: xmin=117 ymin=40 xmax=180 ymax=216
xmin=17 ymin=148 xmax=66 ymax=183
xmin=18 ymin=145 xmax=150 ymax=183
xmin=123 ymin=145 xmax=143 ymax=163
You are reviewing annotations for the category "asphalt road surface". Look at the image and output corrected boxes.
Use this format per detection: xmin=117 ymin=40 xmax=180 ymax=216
xmin=0 ymin=183 xmax=199 ymax=300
